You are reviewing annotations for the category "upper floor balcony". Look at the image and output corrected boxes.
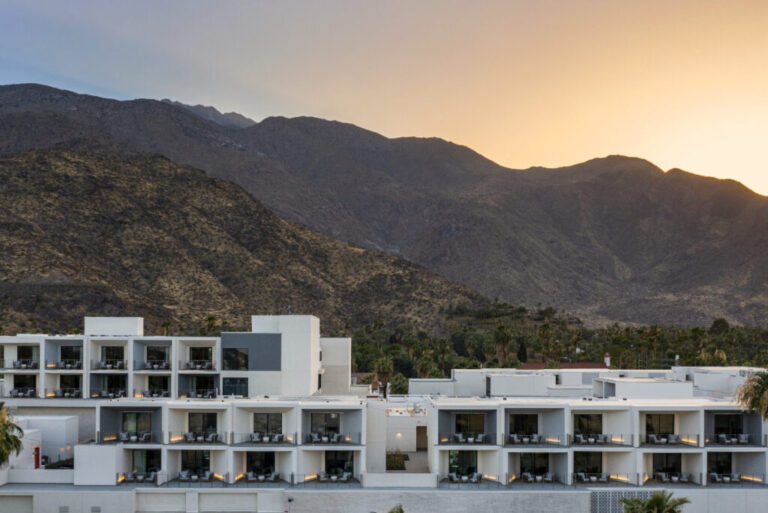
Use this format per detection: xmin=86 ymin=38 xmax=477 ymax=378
xmin=302 ymin=408 xmax=364 ymax=446
xmin=45 ymin=359 xmax=83 ymax=370
xmin=704 ymin=411 xmax=764 ymax=447
xmin=437 ymin=408 xmax=497 ymax=446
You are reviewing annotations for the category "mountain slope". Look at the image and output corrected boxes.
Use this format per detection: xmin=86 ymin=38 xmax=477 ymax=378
xmin=2 ymin=83 xmax=768 ymax=326
xmin=161 ymin=99 xmax=256 ymax=128
xmin=0 ymin=150 xmax=484 ymax=334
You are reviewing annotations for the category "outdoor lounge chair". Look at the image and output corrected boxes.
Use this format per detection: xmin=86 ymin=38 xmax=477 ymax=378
xmin=318 ymin=472 xmax=329 ymax=482
xmin=204 ymin=361 xmax=213 ymax=370
xmin=448 ymin=472 xmax=459 ymax=483
xmin=145 ymin=471 xmax=156 ymax=483
xmin=454 ymin=433 xmax=465 ymax=443
xmin=139 ymin=432 xmax=152 ymax=442
xmin=247 ymin=471 xmax=258 ymax=482
xmin=668 ymin=434 xmax=679 ymax=444
xmin=9 ymin=389 xmax=19 ymax=398
xmin=575 ymin=434 xmax=587 ymax=444
xmin=596 ymin=434 xmax=608 ymax=444
xmin=738 ymin=434 xmax=750 ymax=444
xmin=267 ymin=471 xmax=280 ymax=482
xmin=476 ymin=433 xmax=486 ymax=443
xmin=731 ymin=473 xmax=741 ymax=482
xmin=529 ymin=434 xmax=540 ymax=444
xmin=509 ymin=434 xmax=521 ymax=444
xmin=576 ymin=472 xmax=588 ymax=483
xmin=522 ymin=472 xmax=534 ymax=483
xmin=709 ymin=473 xmax=722 ymax=483
xmin=339 ymin=472 xmax=351 ymax=482
xmin=331 ymin=433 xmax=342 ymax=443
xmin=179 ymin=470 xmax=190 ymax=481
xmin=658 ymin=472 xmax=670 ymax=483
xmin=598 ymin=473 xmax=609 ymax=483
xmin=125 ymin=472 xmax=135 ymax=482
xmin=543 ymin=472 xmax=554 ymax=483
xmin=273 ymin=433 xmax=284 ymax=443
xmin=119 ymin=432 xmax=130 ymax=442
xmin=205 ymin=432 xmax=218 ymax=443
xmin=184 ymin=432 xmax=196 ymax=443
xmin=648 ymin=434 xmax=659 ymax=444
xmin=470 ymin=472 xmax=481 ymax=483
xmin=24 ymin=388 xmax=36 ymax=398
xmin=251 ymin=432 xmax=262 ymax=443
xmin=311 ymin=433 xmax=321 ymax=443
xmin=680 ymin=472 xmax=690 ymax=483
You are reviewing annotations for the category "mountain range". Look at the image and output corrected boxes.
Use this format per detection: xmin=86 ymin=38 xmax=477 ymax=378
xmin=1 ymin=83 xmax=767 ymax=327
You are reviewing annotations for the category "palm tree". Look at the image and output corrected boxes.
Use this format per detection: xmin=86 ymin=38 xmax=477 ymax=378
xmin=620 ymin=491 xmax=690 ymax=513
xmin=0 ymin=402 xmax=23 ymax=467
xmin=736 ymin=371 xmax=768 ymax=420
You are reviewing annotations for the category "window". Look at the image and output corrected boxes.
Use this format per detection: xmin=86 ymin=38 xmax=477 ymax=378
xmin=708 ymin=452 xmax=732 ymax=474
xmin=448 ymin=450 xmax=476 ymax=475
xmin=100 ymin=374 xmax=126 ymax=391
xmin=223 ymin=348 xmax=248 ymax=370
xmin=247 ymin=451 xmax=275 ymax=473
xmin=311 ymin=412 xmax=340 ymax=434
xmin=131 ymin=449 xmax=161 ymax=474
xmin=326 ymin=451 xmax=354 ymax=474
xmin=318 ymin=374 xmax=322 ymax=390
xmin=181 ymin=450 xmax=210 ymax=473
xmin=646 ymin=414 xmax=674 ymax=435
xmin=146 ymin=346 xmax=168 ymax=363
xmin=509 ymin=414 xmax=538 ymax=436
xmin=573 ymin=452 xmax=602 ymax=473
xmin=455 ymin=413 xmax=485 ymax=435
xmin=520 ymin=453 xmax=549 ymax=475
xmin=101 ymin=346 xmax=124 ymax=361
xmin=15 ymin=374 xmax=36 ymax=389
xmin=60 ymin=346 xmax=81 ymax=361
xmin=60 ymin=374 xmax=81 ymax=390
xmin=148 ymin=375 xmax=168 ymax=392
xmin=653 ymin=453 xmax=681 ymax=474
xmin=574 ymin=414 xmax=602 ymax=435
xmin=17 ymin=346 xmax=38 ymax=361
xmin=714 ymin=414 xmax=743 ymax=435
xmin=122 ymin=412 xmax=152 ymax=433
xmin=189 ymin=347 xmax=212 ymax=362
xmin=254 ymin=412 xmax=282 ymax=435
xmin=191 ymin=375 xmax=215 ymax=393
xmin=188 ymin=412 xmax=217 ymax=433
xmin=223 ymin=377 xmax=248 ymax=396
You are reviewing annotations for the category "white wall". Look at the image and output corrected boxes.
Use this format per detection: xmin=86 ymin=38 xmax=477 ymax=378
xmin=74 ymin=444 xmax=120 ymax=485
xmin=319 ymin=337 xmax=351 ymax=395
xmin=84 ymin=317 xmax=144 ymax=337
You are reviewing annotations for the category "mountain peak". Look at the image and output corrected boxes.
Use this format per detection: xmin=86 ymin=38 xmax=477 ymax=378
xmin=161 ymin=99 xmax=256 ymax=129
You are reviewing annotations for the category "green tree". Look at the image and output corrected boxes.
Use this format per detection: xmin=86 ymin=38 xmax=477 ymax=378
xmin=620 ymin=490 xmax=690 ymax=513
xmin=493 ymin=324 xmax=513 ymax=362
xmin=736 ymin=371 xmax=768 ymax=420
xmin=390 ymin=373 xmax=409 ymax=394
xmin=373 ymin=357 xmax=394 ymax=397
xmin=709 ymin=318 xmax=730 ymax=335
xmin=388 ymin=506 xmax=405 ymax=513
xmin=0 ymin=402 xmax=23 ymax=467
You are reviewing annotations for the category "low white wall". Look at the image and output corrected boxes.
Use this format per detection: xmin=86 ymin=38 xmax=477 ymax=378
xmin=74 ymin=444 xmax=119 ymax=485
xmin=8 ymin=468 xmax=73 ymax=484
xmin=361 ymin=472 xmax=438 ymax=488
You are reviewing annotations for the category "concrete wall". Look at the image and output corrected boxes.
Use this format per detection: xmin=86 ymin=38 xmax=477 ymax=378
xmin=489 ymin=374 xmax=556 ymax=397
xmin=318 ymin=337 xmax=351 ymax=395
xmin=74 ymin=444 xmax=119 ymax=485
xmin=85 ymin=317 xmax=144 ymax=337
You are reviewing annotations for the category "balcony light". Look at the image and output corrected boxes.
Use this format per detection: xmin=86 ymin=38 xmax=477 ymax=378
xmin=483 ymin=474 xmax=496 ymax=481
xmin=610 ymin=474 xmax=629 ymax=482
xmin=117 ymin=474 xmax=125 ymax=483
xmin=508 ymin=474 xmax=516 ymax=483
xmin=643 ymin=473 xmax=649 ymax=483
xmin=611 ymin=436 xmax=625 ymax=443
xmin=46 ymin=363 xmax=56 ymax=368
xmin=305 ymin=473 xmax=318 ymax=481
xmin=103 ymin=436 xmax=117 ymax=441
xmin=741 ymin=475 xmax=762 ymax=483
xmin=235 ymin=473 xmax=244 ymax=481
xmin=345 ymin=436 xmax=351 ymax=442
xmin=680 ymin=437 xmax=696 ymax=444
xmin=170 ymin=435 xmax=183 ymax=442
xmin=214 ymin=473 xmax=225 ymax=481
xmin=46 ymin=393 xmax=55 ymax=398
xmin=134 ymin=393 xmax=144 ymax=398
xmin=545 ymin=437 xmax=560 ymax=444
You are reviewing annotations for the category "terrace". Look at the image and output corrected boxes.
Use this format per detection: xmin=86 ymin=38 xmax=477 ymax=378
xmin=639 ymin=410 xmax=701 ymax=447
xmin=641 ymin=451 xmax=704 ymax=486
xmin=302 ymin=409 xmax=363 ymax=445
xmin=133 ymin=339 xmax=172 ymax=371
xmin=507 ymin=451 xmax=568 ymax=487
xmin=233 ymin=409 xmax=296 ymax=445
xmin=570 ymin=411 xmax=633 ymax=447
xmin=437 ymin=409 xmax=497 ymax=446
xmin=44 ymin=338 xmax=83 ymax=370
xmin=503 ymin=408 xmax=566 ymax=447
xmin=704 ymin=411 xmax=764 ymax=447
xmin=98 ymin=407 xmax=162 ymax=444
xmin=168 ymin=410 xmax=228 ymax=445
xmin=90 ymin=339 xmax=128 ymax=371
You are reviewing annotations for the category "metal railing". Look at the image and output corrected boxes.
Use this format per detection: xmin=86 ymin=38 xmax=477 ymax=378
xmin=175 ymin=470 xmax=228 ymax=485
xmin=45 ymin=388 xmax=83 ymax=398
xmin=437 ymin=432 xmax=494 ymax=445
xmin=117 ymin=470 xmax=161 ymax=485
xmin=238 ymin=470 xmax=284 ymax=484
xmin=179 ymin=389 xmax=218 ymax=399
xmin=8 ymin=387 xmax=38 ymax=398
xmin=440 ymin=473 xmax=504 ymax=488
xmin=91 ymin=359 xmax=127 ymax=370
xmin=233 ymin=432 xmax=297 ymax=445
xmin=642 ymin=433 xmax=699 ymax=446
xmin=643 ymin=472 xmax=704 ymax=486
xmin=136 ymin=360 xmax=171 ymax=370
xmin=180 ymin=360 xmax=216 ymax=371
xmin=303 ymin=431 xmax=361 ymax=445
xmin=504 ymin=432 xmax=566 ymax=446
xmin=707 ymin=472 xmax=766 ymax=486
xmin=506 ymin=472 xmax=565 ymax=487
xmin=134 ymin=389 xmax=171 ymax=398
xmin=11 ymin=359 xmax=39 ymax=369
xmin=100 ymin=431 xmax=161 ymax=444
xmin=705 ymin=433 xmax=760 ymax=446
xmin=570 ymin=433 xmax=633 ymax=446
xmin=168 ymin=431 xmax=228 ymax=444
xmin=45 ymin=359 xmax=83 ymax=370
xmin=573 ymin=472 xmax=639 ymax=485
xmin=296 ymin=472 xmax=357 ymax=486
xmin=90 ymin=388 xmax=128 ymax=398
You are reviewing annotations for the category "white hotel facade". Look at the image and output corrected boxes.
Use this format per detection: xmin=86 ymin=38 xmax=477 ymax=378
xmin=0 ymin=315 xmax=767 ymax=513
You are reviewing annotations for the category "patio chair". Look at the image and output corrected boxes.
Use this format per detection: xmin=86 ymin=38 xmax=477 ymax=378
xmin=576 ymin=472 xmax=588 ymax=483
xmin=648 ymin=434 xmax=659 ymax=444
xmin=575 ymin=434 xmax=587 ymax=444
xmin=247 ymin=471 xmax=258 ymax=482
xmin=311 ymin=432 xmax=322 ymax=443
xmin=267 ymin=471 xmax=280 ymax=482
xmin=529 ymin=434 xmax=540 ymax=444
xmin=476 ymin=433 xmax=486 ymax=443
xmin=205 ymin=432 xmax=218 ymax=443
xmin=204 ymin=361 xmax=213 ymax=370
xmin=596 ymin=434 xmax=608 ymax=444
xmin=598 ymin=473 xmax=609 ymax=483
xmin=738 ymin=434 xmax=750 ymax=444
xmin=145 ymin=471 xmax=156 ymax=483
xmin=509 ymin=434 xmax=521 ymax=444
xmin=139 ymin=432 xmax=152 ymax=443
xmin=136 ymin=473 xmax=145 ymax=483
xmin=125 ymin=472 xmax=136 ymax=482
xmin=658 ymin=472 xmax=670 ymax=483
xmin=201 ymin=471 xmax=212 ymax=481
xmin=72 ymin=389 xmax=81 ymax=398
xmin=179 ymin=470 xmax=190 ymax=482
xmin=470 ymin=472 xmax=481 ymax=483
xmin=543 ymin=472 xmax=554 ymax=483
xmin=251 ymin=432 xmax=262 ymax=443
xmin=718 ymin=434 xmax=728 ymax=444
xmin=731 ymin=473 xmax=741 ymax=483
xmin=709 ymin=473 xmax=721 ymax=483
xmin=331 ymin=433 xmax=342 ymax=443
xmin=522 ymin=472 xmax=534 ymax=483
xmin=454 ymin=433 xmax=465 ymax=443
xmin=119 ymin=432 xmax=130 ymax=442
xmin=273 ymin=433 xmax=284 ymax=443
xmin=24 ymin=389 xmax=36 ymax=398
xmin=184 ymin=432 xmax=196 ymax=443
xmin=9 ymin=389 xmax=19 ymax=398
xmin=668 ymin=434 xmax=679 ymax=444
xmin=318 ymin=472 xmax=329 ymax=482
xmin=680 ymin=472 xmax=690 ymax=483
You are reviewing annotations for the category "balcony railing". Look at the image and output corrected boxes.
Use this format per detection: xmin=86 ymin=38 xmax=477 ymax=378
xmin=705 ymin=433 xmax=761 ymax=446
xmin=574 ymin=472 xmax=640 ymax=485
xmin=8 ymin=387 xmax=38 ymax=398
xmin=45 ymin=359 xmax=83 ymax=370
xmin=45 ymin=388 xmax=83 ymax=398
xmin=504 ymin=433 xmax=566 ymax=446
xmin=708 ymin=472 xmax=766 ymax=486
xmin=91 ymin=359 xmax=127 ymax=370
xmin=643 ymin=472 xmax=704 ymax=485
xmin=136 ymin=360 xmax=171 ymax=370
xmin=169 ymin=431 xmax=228 ymax=444
xmin=179 ymin=389 xmax=218 ymax=399
xmin=90 ymin=388 xmax=128 ymax=398
xmin=641 ymin=433 xmax=699 ymax=446
xmin=438 ymin=432 xmax=494 ymax=445
xmin=100 ymin=431 xmax=161 ymax=444
xmin=117 ymin=470 xmax=160 ymax=485
xmin=304 ymin=431 xmax=361 ymax=445
xmin=11 ymin=359 xmax=39 ymax=369
xmin=134 ymin=389 xmax=171 ymax=398
xmin=233 ymin=432 xmax=297 ymax=445
xmin=298 ymin=472 xmax=357 ymax=485
xmin=507 ymin=471 xmax=562 ymax=485
xmin=180 ymin=360 xmax=216 ymax=371
xmin=570 ymin=433 xmax=633 ymax=446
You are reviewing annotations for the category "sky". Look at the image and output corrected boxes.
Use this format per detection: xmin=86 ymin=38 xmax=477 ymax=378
xmin=1 ymin=0 xmax=767 ymax=194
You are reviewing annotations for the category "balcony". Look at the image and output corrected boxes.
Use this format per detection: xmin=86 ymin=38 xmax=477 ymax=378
xmin=90 ymin=388 xmax=128 ymax=399
xmin=438 ymin=432 xmax=494 ymax=445
xmin=303 ymin=431 xmax=361 ymax=445
xmin=641 ymin=433 xmax=699 ymax=447
xmin=169 ymin=431 xmax=228 ymax=444
xmin=179 ymin=389 xmax=218 ymax=399
xmin=10 ymin=359 xmax=39 ymax=370
xmin=8 ymin=387 xmax=38 ymax=398
xmin=570 ymin=433 xmax=633 ymax=446
xmin=705 ymin=433 xmax=764 ymax=447
xmin=91 ymin=359 xmax=127 ymax=370
xmin=180 ymin=360 xmax=216 ymax=371
xmin=504 ymin=432 xmax=565 ymax=447
xmin=134 ymin=389 xmax=171 ymax=398
xmin=708 ymin=472 xmax=767 ymax=487
xmin=100 ymin=431 xmax=161 ymax=444
xmin=574 ymin=473 xmax=640 ymax=486
xmin=233 ymin=432 xmax=297 ymax=445
xmin=643 ymin=472 xmax=704 ymax=486
xmin=44 ymin=359 xmax=83 ymax=370
xmin=135 ymin=360 xmax=171 ymax=371
xmin=45 ymin=388 xmax=83 ymax=398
